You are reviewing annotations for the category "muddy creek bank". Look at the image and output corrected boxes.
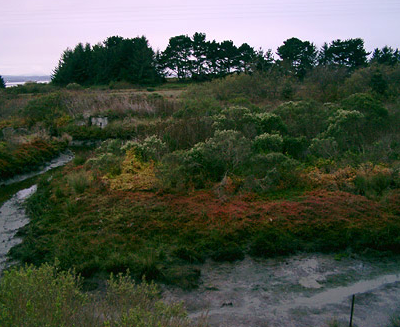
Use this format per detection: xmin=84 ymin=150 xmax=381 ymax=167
xmin=163 ymin=254 xmax=400 ymax=327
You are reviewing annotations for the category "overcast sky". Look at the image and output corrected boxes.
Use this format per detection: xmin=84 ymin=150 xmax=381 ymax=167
xmin=1 ymin=0 xmax=399 ymax=75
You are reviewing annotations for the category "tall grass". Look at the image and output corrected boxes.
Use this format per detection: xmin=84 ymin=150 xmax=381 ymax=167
xmin=67 ymin=171 xmax=91 ymax=194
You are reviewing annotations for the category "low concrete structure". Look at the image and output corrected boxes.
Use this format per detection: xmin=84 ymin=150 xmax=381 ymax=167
xmin=90 ymin=116 xmax=108 ymax=129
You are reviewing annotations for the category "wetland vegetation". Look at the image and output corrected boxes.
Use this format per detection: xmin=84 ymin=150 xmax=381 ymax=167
xmin=0 ymin=34 xmax=400 ymax=326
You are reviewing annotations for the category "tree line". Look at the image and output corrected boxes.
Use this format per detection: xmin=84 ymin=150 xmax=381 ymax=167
xmin=51 ymin=33 xmax=400 ymax=86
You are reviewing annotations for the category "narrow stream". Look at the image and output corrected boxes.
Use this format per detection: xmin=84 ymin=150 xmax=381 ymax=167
xmin=0 ymin=185 xmax=37 ymax=272
xmin=0 ymin=151 xmax=74 ymax=274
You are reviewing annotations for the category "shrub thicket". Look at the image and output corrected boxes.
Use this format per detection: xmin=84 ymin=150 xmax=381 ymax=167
xmin=0 ymin=264 xmax=205 ymax=327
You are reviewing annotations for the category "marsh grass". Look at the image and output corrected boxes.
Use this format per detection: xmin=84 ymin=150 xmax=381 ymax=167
xmin=67 ymin=171 xmax=91 ymax=194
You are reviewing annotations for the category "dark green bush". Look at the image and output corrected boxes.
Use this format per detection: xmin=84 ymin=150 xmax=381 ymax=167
xmin=341 ymin=93 xmax=388 ymax=121
xmin=244 ymin=152 xmax=301 ymax=192
xmin=212 ymin=106 xmax=258 ymax=138
xmin=252 ymin=133 xmax=284 ymax=153
xmin=308 ymin=137 xmax=339 ymax=159
xmin=273 ymin=101 xmax=332 ymax=139
xmin=325 ymin=109 xmax=366 ymax=151
xmin=283 ymin=136 xmax=309 ymax=159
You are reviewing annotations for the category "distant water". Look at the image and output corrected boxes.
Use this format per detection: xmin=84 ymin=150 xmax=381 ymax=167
xmin=4 ymin=75 xmax=51 ymax=88
xmin=5 ymin=80 xmax=50 ymax=88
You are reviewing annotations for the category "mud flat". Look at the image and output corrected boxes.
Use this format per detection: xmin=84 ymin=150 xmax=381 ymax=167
xmin=163 ymin=254 xmax=400 ymax=327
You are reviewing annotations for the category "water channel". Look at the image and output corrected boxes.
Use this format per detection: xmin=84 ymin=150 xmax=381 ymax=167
xmin=0 ymin=150 xmax=74 ymax=273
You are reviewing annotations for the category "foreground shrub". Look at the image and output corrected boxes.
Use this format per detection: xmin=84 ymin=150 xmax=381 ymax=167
xmin=0 ymin=264 xmax=87 ymax=327
xmin=0 ymin=264 xmax=205 ymax=327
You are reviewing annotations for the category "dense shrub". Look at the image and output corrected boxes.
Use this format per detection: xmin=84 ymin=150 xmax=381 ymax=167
xmin=160 ymin=130 xmax=252 ymax=189
xmin=340 ymin=93 xmax=389 ymax=142
xmin=0 ymin=264 xmax=204 ymax=327
xmin=212 ymin=107 xmax=287 ymax=139
xmin=282 ymin=136 xmax=309 ymax=159
xmin=184 ymin=130 xmax=251 ymax=181
xmin=308 ymin=137 xmax=339 ymax=159
xmin=325 ymin=109 xmax=366 ymax=151
xmin=244 ymin=152 xmax=301 ymax=192
xmin=255 ymin=112 xmax=288 ymax=135
xmin=160 ymin=117 xmax=215 ymax=151
xmin=273 ymin=101 xmax=333 ymax=139
xmin=123 ymin=136 xmax=167 ymax=162
xmin=341 ymin=93 xmax=388 ymax=121
xmin=252 ymin=133 xmax=284 ymax=153
xmin=213 ymin=106 xmax=258 ymax=138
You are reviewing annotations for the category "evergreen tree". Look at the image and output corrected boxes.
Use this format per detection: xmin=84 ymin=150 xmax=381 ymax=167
xmin=218 ymin=40 xmax=239 ymax=76
xmin=0 ymin=75 xmax=5 ymax=89
xmin=277 ymin=37 xmax=317 ymax=78
xmin=237 ymin=43 xmax=256 ymax=73
xmin=321 ymin=38 xmax=369 ymax=70
xmin=160 ymin=35 xmax=193 ymax=79
xmin=206 ymin=40 xmax=222 ymax=77
xmin=191 ymin=32 xmax=210 ymax=80
xmin=253 ymin=48 xmax=275 ymax=73
xmin=52 ymin=36 xmax=160 ymax=86
xmin=370 ymin=46 xmax=400 ymax=66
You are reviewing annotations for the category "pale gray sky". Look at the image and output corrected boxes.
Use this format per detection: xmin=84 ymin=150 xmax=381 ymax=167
xmin=1 ymin=0 xmax=399 ymax=75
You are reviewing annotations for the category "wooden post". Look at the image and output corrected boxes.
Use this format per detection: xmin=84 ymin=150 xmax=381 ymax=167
xmin=349 ymin=294 xmax=355 ymax=327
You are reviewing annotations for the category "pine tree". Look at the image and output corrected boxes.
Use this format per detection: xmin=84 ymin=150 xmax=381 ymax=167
xmin=0 ymin=75 xmax=6 ymax=89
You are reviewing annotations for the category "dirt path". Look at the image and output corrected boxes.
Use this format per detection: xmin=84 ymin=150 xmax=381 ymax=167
xmin=163 ymin=254 xmax=400 ymax=327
